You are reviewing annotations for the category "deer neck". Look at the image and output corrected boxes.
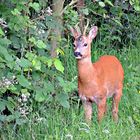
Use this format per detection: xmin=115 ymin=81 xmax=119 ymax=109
xmin=77 ymin=56 xmax=97 ymax=83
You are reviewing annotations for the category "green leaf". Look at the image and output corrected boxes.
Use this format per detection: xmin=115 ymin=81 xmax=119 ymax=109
xmin=16 ymin=118 xmax=27 ymax=125
xmin=17 ymin=58 xmax=31 ymax=68
xmin=112 ymin=36 xmax=121 ymax=42
xmin=32 ymin=58 xmax=41 ymax=70
xmin=25 ymin=52 xmax=36 ymax=61
xmin=0 ymin=39 xmax=13 ymax=63
xmin=8 ymin=85 xmax=17 ymax=92
xmin=80 ymin=8 xmax=89 ymax=16
xmin=11 ymin=8 xmax=21 ymax=15
xmin=46 ymin=16 xmax=63 ymax=30
xmin=60 ymin=100 xmax=70 ymax=108
xmin=129 ymin=0 xmax=134 ymax=5
xmin=57 ymin=77 xmax=77 ymax=93
xmin=57 ymin=93 xmax=70 ymax=108
xmin=0 ymin=63 xmax=5 ymax=68
xmin=54 ymin=59 xmax=64 ymax=73
xmin=47 ymin=59 xmax=53 ymax=67
xmin=105 ymin=0 xmax=114 ymax=7
xmin=113 ymin=19 xmax=123 ymax=27
xmin=32 ymin=72 xmax=40 ymax=81
xmin=6 ymin=112 xmax=20 ymax=122
xmin=5 ymin=97 xmax=16 ymax=114
xmin=21 ymin=89 xmax=28 ymax=94
xmin=0 ymin=115 xmax=6 ymax=122
xmin=0 ymin=38 xmax=11 ymax=47
xmin=44 ymin=82 xmax=55 ymax=93
xmin=0 ymin=56 xmax=5 ymax=63
xmin=35 ymin=90 xmax=46 ymax=102
xmin=99 ymin=2 xmax=105 ymax=7
xmin=39 ymin=56 xmax=48 ymax=64
xmin=17 ymin=75 xmax=31 ymax=89
xmin=56 ymin=48 xmax=64 ymax=55
xmin=0 ymin=101 xmax=6 ymax=112
xmin=57 ymin=77 xmax=65 ymax=86
xmin=134 ymin=5 xmax=140 ymax=12
xmin=0 ymin=47 xmax=13 ymax=62
xmin=29 ymin=37 xmax=36 ymax=44
xmin=0 ymin=27 xmax=4 ymax=36
xmin=36 ymin=40 xmax=46 ymax=49
xmin=29 ymin=2 xmax=40 ymax=12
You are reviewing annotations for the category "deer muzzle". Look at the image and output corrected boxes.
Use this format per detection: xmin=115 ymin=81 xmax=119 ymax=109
xmin=74 ymin=52 xmax=82 ymax=58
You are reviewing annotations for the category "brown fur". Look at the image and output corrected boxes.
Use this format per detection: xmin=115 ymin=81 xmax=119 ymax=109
xmin=71 ymin=26 xmax=124 ymax=123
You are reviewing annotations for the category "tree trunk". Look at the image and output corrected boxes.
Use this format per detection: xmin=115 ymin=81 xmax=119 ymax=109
xmin=51 ymin=0 xmax=65 ymax=57
xmin=77 ymin=0 xmax=85 ymax=33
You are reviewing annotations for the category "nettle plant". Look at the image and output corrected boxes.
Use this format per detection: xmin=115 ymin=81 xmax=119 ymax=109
xmin=0 ymin=0 xmax=76 ymax=124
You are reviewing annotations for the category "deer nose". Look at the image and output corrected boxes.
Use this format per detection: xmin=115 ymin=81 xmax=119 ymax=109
xmin=74 ymin=52 xmax=82 ymax=57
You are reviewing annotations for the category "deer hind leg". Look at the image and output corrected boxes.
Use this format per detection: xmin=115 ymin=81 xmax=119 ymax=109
xmin=83 ymin=100 xmax=92 ymax=124
xmin=112 ymin=87 xmax=123 ymax=122
xmin=97 ymin=98 xmax=107 ymax=123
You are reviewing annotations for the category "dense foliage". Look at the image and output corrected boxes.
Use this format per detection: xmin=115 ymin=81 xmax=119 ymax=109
xmin=0 ymin=0 xmax=140 ymax=139
xmin=0 ymin=0 xmax=77 ymax=124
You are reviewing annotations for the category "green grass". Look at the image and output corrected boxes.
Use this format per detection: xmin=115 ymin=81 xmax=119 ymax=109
xmin=0 ymin=45 xmax=140 ymax=140
xmin=1 ymin=98 xmax=140 ymax=140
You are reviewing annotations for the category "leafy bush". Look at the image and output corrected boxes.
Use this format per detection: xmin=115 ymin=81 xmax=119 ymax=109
xmin=0 ymin=0 xmax=76 ymax=124
xmin=0 ymin=0 xmax=140 ymax=126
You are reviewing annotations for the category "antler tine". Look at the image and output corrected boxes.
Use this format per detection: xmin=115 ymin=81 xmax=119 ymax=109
xmin=83 ymin=19 xmax=89 ymax=36
xmin=75 ymin=22 xmax=81 ymax=35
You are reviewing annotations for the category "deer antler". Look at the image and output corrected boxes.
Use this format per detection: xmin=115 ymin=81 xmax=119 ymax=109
xmin=75 ymin=22 xmax=81 ymax=35
xmin=83 ymin=19 xmax=89 ymax=36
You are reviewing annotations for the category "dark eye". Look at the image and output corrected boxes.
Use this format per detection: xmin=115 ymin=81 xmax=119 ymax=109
xmin=84 ymin=43 xmax=87 ymax=47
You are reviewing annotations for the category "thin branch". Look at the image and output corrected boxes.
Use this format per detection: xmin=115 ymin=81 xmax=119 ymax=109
xmin=60 ymin=0 xmax=78 ymax=15
xmin=89 ymin=9 xmax=123 ymax=27
xmin=83 ymin=19 xmax=89 ymax=35
xmin=31 ymin=15 xmax=45 ymax=21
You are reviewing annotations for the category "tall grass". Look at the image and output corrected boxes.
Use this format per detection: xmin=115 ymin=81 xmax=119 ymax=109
xmin=0 ymin=43 xmax=140 ymax=140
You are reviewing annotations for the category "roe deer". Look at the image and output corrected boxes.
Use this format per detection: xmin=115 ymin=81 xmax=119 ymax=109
xmin=70 ymin=25 xmax=124 ymax=123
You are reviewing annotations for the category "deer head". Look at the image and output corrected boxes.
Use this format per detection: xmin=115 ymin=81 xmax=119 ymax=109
xmin=70 ymin=25 xmax=98 ymax=60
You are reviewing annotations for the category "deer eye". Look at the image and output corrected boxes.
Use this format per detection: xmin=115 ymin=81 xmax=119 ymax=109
xmin=84 ymin=43 xmax=87 ymax=47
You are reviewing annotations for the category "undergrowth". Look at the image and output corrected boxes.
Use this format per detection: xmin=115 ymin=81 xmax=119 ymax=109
xmin=0 ymin=44 xmax=140 ymax=140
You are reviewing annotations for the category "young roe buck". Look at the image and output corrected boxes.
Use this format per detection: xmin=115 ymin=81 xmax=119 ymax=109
xmin=70 ymin=25 xmax=124 ymax=123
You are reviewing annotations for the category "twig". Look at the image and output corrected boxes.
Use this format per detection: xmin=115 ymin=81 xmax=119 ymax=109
xmin=60 ymin=0 xmax=78 ymax=15
xmin=31 ymin=15 xmax=45 ymax=21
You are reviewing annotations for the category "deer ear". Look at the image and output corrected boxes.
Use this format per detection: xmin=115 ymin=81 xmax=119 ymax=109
xmin=70 ymin=27 xmax=80 ymax=38
xmin=88 ymin=26 xmax=98 ymax=41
